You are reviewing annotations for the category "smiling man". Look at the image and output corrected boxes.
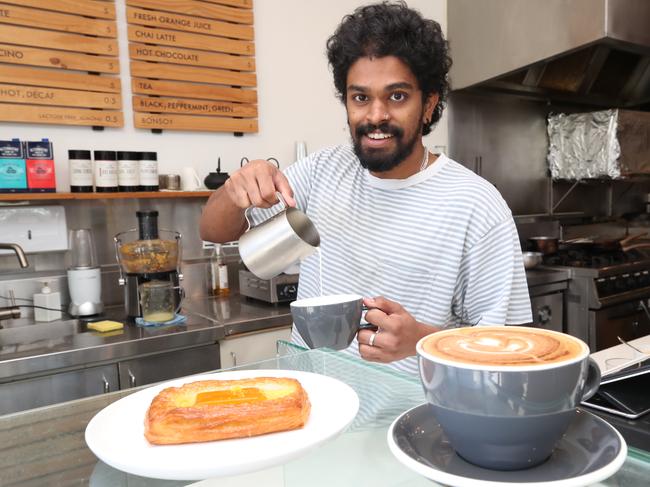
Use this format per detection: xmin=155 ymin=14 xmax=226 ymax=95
xmin=200 ymin=1 xmax=532 ymax=375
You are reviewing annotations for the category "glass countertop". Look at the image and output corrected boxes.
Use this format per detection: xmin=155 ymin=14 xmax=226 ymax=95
xmin=2 ymin=341 xmax=649 ymax=487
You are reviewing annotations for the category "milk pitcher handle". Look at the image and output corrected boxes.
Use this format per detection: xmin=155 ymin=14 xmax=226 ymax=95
xmin=243 ymin=192 xmax=288 ymax=232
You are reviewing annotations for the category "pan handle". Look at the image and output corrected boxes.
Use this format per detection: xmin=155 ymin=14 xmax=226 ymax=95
xmin=619 ymin=232 xmax=648 ymax=247
xmin=621 ymin=242 xmax=650 ymax=252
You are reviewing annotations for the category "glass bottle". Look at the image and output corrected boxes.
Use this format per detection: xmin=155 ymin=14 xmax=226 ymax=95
xmin=210 ymin=244 xmax=230 ymax=297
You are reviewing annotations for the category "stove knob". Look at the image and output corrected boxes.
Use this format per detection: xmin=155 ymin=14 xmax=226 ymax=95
xmin=537 ymin=305 xmax=552 ymax=325
xmin=641 ymin=272 xmax=650 ymax=287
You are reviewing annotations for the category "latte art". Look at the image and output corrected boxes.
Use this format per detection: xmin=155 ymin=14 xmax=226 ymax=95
xmin=421 ymin=326 xmax=584 ymax=366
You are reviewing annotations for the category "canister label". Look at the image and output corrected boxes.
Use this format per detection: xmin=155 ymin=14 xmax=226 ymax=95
xmin=70 ymin=159 xmax=93 ymax=186
xmin=95 ymin=159 xmax=118 ymax=187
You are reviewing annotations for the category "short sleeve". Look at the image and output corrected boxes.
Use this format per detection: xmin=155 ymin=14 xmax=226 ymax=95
xmin=451 ymin=218 xmax=532 ymax=327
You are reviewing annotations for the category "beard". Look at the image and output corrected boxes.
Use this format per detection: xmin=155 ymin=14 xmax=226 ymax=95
xmin=350 ymin=120 xmax=420 ymax=173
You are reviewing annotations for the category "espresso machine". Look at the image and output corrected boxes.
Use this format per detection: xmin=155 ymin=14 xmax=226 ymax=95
xmin=114 ymin=211 xmax=183 ymax=319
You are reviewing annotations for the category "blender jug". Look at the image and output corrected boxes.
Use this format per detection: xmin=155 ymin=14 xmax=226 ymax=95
xmin=67 ymin=228 xmax=103 ymax=316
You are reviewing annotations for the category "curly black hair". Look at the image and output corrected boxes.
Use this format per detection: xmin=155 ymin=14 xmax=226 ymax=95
xmin=326 ymin=1 xmax=451 ymax=135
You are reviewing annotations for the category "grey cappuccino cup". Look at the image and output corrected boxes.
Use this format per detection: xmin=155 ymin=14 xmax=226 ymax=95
xmin=416 ymin=326 xmax=601 ymax=471
xmin=239 ymin=193 xmax=320 ymax=280
xmin=291 ymin=294 xmax=364 ymax=350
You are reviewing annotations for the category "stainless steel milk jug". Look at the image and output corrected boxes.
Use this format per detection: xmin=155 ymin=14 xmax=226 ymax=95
xmin=238 ymin=193 xmax=320 ymax=279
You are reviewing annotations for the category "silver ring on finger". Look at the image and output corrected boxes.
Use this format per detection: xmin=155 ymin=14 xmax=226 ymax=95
xmin=368 ymin=329 xmax=381 ymax=347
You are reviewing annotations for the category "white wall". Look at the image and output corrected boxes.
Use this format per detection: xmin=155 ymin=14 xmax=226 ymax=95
xmin=1 ymin=0 xmax=448 ymax=191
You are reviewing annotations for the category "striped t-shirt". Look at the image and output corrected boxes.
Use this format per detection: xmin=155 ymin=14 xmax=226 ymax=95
xmin=250 ymin=144 xmax=532 ymax=375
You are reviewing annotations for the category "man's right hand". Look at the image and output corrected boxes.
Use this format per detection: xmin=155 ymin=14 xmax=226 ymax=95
xmin=223 ymin=159 xmax=296 ymax=209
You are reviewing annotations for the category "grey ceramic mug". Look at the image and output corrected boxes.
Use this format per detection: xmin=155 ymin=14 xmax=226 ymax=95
xmin=290 ymin=294 xmax=365 ymax=350
xmin=416 ymin=326 xmax=601 ymax=471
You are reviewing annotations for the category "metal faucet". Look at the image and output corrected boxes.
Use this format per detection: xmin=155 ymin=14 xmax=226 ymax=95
xmin=0 ymin=243 xmax=29 ymax=325
xmin=0 ymin=243 xmax=29 ymax=268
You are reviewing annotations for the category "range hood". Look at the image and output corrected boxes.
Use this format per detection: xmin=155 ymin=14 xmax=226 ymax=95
xmin=448 ymin=0 xmax=650 ymax=108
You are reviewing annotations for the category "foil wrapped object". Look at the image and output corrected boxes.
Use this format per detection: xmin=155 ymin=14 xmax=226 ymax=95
xmin=547 ymin=109 xmax=621 ymax=180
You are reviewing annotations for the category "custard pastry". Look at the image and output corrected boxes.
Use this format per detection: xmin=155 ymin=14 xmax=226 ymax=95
xmin=144 ymin=377 xmax=311 ymax=445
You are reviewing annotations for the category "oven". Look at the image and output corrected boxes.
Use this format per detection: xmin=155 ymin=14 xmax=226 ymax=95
xmin=544 ymin=248 xmax=650 ymax=351
xmin=526 ymin=271 xmax=567 ymax=334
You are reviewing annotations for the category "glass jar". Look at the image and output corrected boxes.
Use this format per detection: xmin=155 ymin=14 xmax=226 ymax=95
xmin=139 ymin=280 xmax=175 ymax=323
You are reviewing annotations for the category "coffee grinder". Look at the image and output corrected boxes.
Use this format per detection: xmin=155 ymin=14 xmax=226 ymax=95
xmin=114 ymin=211 xmax=183 ymax=319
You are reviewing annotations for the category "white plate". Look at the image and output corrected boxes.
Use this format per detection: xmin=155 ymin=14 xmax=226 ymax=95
xmin=85 ymin=369 xmax=359 ymax=481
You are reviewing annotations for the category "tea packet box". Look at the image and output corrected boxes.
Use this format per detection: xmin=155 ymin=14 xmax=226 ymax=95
xmin=25 ymin=139 xmax=56 ymax=192
xmin=0 ymin=139 xmax=27 ymax=193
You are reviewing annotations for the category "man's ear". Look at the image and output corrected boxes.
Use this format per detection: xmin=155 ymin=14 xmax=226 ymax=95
xmin=424 ymin=93 xmax=439 ymax=123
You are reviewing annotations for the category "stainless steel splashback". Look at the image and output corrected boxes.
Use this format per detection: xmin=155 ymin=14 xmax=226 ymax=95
xmin=448 ymin=0 xmax=650 ymax=107
xmin=0 ymin=198 xmax=209 ymax=274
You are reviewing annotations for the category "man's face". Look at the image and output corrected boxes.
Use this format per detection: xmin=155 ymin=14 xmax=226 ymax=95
xmin=345 ymin=56 xmax=432 ymax=173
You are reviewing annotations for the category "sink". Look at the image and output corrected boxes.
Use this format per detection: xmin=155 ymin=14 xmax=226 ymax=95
xmin=0 ymin=320 xmax=85 ymax=346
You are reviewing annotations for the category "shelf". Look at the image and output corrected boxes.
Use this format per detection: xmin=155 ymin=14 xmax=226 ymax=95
xmin=0 ymin=190 xmax=213 ymax=202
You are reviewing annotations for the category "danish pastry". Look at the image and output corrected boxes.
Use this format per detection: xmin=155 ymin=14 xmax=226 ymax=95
xmin=144 ymin=377 xmax=311 ymax=445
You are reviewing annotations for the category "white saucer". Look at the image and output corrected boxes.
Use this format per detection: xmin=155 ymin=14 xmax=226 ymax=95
xmin=387 ymin=404 xmax=627 ymax=487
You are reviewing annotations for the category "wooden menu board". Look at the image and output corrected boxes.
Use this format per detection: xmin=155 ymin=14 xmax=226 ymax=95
xmin=0 ymin=0 xmax=123 ymax=128
xmin=127 ymin=0 xmax=257 ymax=133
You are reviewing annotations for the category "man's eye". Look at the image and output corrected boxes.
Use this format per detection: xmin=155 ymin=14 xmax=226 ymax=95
xmin=390 ymin=92 xmax=407 ymax=101
xmin=352 ymin=94 xmax=368 ymax=103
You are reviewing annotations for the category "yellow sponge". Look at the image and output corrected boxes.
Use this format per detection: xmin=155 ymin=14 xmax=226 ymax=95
xmin=88 ymin=320 xmax=124 ymax=332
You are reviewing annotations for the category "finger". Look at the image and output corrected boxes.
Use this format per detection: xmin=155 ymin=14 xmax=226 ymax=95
xmin=272 ymin=171 xmax=296 ymax=207
xmin=358 ymin=343 xmax=391 ymax=363
xmin=243 ymin=171 xmax=269 ymax=208
xmin=365 ymin=296 xmax=403 ymax=314
xmin=239 ymin=160 xmax=277 ymax=208
xmin=357 ymin=329 xmax=379 ymax=347
xmin=223 ymin=177 xmax=251 ymax=209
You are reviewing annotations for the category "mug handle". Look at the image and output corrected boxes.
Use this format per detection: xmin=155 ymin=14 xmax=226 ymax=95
xmin=359 ymin=304 xmax=379 ymax=331
xmin=581 ymin=357 xmax=602 ymax=401
xmin=191 ymin=169 xmax=201 ymax=186
xmin=243 ymin=192 xmax=288 ymax=232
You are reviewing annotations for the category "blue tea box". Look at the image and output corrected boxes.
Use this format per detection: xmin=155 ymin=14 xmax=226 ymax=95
xmin=0 ymin=139 xmax=28 ymax=193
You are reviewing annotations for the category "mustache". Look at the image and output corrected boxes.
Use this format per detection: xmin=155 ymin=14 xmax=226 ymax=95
xmin=355 ymin=122 xmax=404 ymax=139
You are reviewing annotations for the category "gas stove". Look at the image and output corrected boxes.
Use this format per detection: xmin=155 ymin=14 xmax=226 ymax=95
xmin=543 ymin=248 xmax=650 ymax=300
xmin=540 ymin=248 xmax=650 ymax=352
xmin=544 ymin=248 xmax=648 ymax=271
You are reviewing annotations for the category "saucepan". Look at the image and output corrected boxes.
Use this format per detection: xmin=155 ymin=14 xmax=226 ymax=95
xmin=528 ymin=236 xmax=559 ymax=255
xmin=561 ymin=232 xmax=648 ymax=253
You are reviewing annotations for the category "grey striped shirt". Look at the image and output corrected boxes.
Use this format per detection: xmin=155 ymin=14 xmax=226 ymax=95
xmin=251 ymin=144 xmax=532 ymax=375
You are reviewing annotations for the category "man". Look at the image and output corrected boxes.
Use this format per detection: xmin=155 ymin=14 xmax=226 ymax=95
xmin=200 ymin=1 xmax=532 ymax=375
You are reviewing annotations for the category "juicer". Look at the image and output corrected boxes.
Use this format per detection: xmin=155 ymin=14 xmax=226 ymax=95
xmin=114 ymin=211 xmax=183 ymax=319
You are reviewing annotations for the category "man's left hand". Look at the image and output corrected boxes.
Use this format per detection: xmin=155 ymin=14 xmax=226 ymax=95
xmin=357 ymin=296 xmax=439 ymax=363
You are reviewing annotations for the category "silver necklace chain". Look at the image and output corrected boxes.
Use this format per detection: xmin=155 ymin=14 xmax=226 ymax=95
xmin=419 ymin=147 xmax=429 ymax=172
